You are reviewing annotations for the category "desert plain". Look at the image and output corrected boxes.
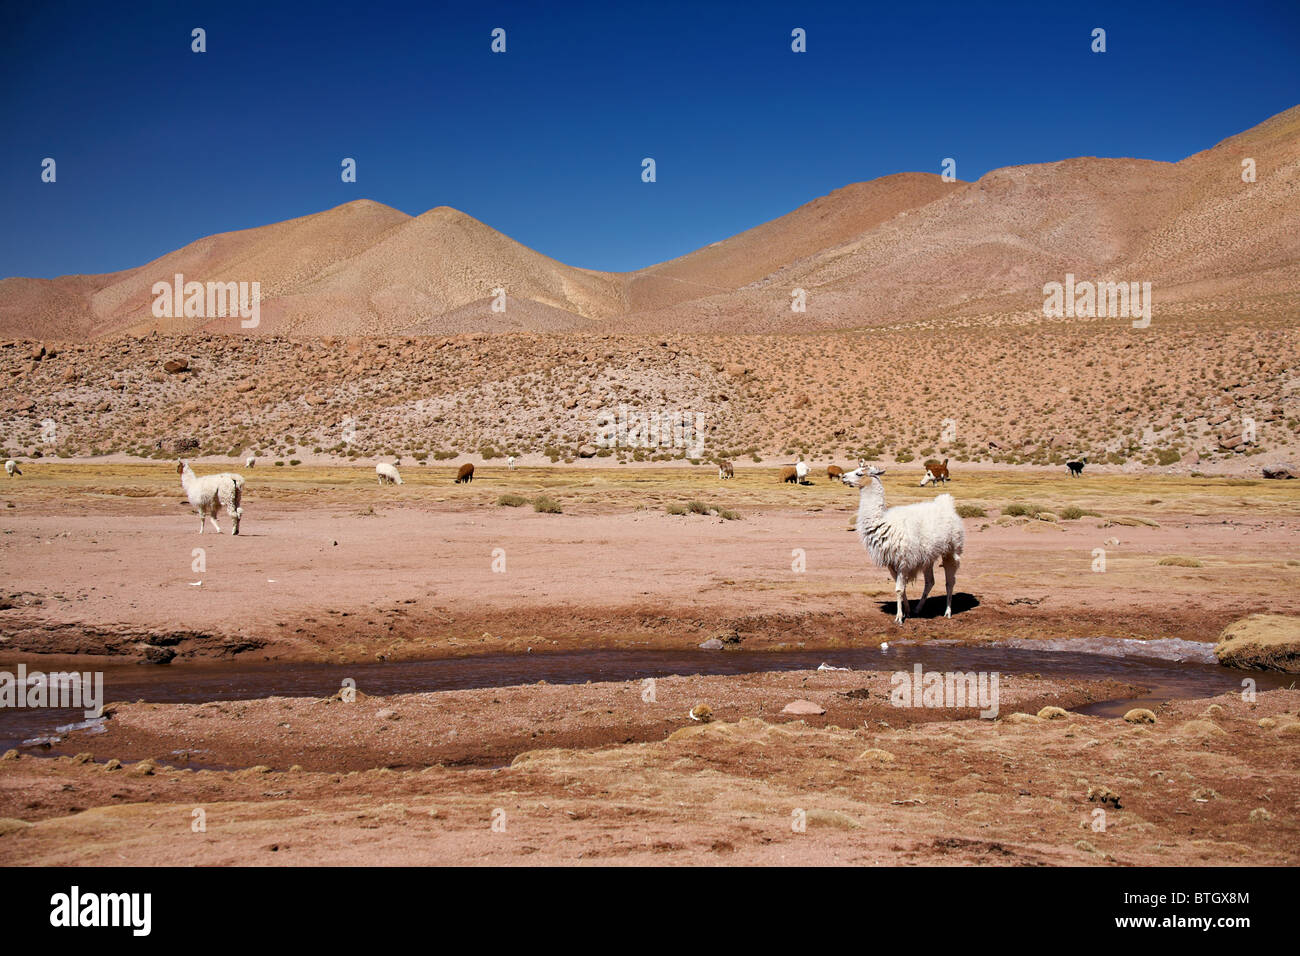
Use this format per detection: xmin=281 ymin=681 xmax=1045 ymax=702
xmin=0 ymin=105 xmax=1298 ymax=865
xmin=0 ymin=464 xmax=1297 ymax=865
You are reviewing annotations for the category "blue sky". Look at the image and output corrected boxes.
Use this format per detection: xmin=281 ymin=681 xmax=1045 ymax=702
xmin=1 ymin=0 xmax=1297 ymax=279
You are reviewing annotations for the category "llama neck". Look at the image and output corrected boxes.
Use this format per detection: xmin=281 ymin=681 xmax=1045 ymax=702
xmin=856 ymin=478 xmax=886 ymax=532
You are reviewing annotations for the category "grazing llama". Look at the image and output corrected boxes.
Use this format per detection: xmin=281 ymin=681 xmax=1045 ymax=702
xmin=455 ymin=463 xmax=475 ymax=483
xmin=1066 ymin=455 xmax=1087 ymax=477
xmin=795 ymin=456 xmax=810 ymax=483
xmin=245 ymin=456 xmax=256 ymax=468
xmin=780 ymin=465 xmax=798 ymax=483
xmin=717 ymin=460 xmax=734 ymax=479
xmin=827 ymin=464 xmax=844 ymax=481
xmin=507 ymin=456 xmax=516 ymax=470
xmin=4 ymin=459 xmax=20 ymax=478
xmin=841 ymin=465 xmax=964 ymax=624
xmin=376 ymin=459 xmax=403 ymax=485
xmin=920 ymin=458 xmax=950 ymax=486
xmin=178 ymin=460 xmax=244 ymax=534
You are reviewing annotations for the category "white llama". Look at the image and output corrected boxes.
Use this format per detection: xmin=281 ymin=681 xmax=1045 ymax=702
xmin=178 ymin=460 xmax=244 ymax=534
xmin=841 ymin=465 xmax=964 ymax=623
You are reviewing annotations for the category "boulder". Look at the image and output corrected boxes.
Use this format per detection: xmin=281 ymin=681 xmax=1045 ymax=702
xmin=163 ymin=357 xmax=189 ymax=374
xmin=1262 ymin=463 xmax=1297 ymax=479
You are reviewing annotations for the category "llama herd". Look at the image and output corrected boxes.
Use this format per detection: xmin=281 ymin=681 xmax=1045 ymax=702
xmin=4 ymin=447 xmax=1095 ymax=626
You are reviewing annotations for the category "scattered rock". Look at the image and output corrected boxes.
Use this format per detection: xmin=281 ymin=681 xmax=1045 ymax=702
xmin=1124 ymin=708 xmax=1157 ymax=724
xmin=1037 ymin=706 xmax=1069 ymax=720
xmin=376 ymin=708 xmax=399 ymax=721
xmin=143 ymin=646 xmax=176 ymax=665
xmin=163 ymin=357 xmax=189 ymax=374
xmin=1261 ymin=463 xmax=1296 ymax=479
xmin=698 ymin=638 xmax=725 ymax=650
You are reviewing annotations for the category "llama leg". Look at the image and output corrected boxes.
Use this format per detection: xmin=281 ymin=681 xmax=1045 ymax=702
xmin=917 ymin=565 xmax=935 ymax=616
xmin=894 ymin=572 xmax=907 ymax=624
xmin=942 ymin=554 xmax=959 ymax=618
xmin=198 ymin=514 xmax=205 ymax=534
xmin=208 ymin=514 xmax=222 ymax=533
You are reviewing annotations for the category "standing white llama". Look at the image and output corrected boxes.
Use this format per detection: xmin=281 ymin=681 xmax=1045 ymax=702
xmin=178 ymin=460 xmax=244 ymax=534
xmin=841 ymin=465 xmax=964 ymax=623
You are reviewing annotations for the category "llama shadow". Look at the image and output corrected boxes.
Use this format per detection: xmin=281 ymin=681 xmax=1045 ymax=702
xmin=876 ymin=592 xmax=980 ymax=619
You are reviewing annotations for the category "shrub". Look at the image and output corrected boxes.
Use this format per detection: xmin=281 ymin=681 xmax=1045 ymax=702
xmin=717 ymin=509 xmax=742 ymax=521
xmin=497 ymin=494 xmax=528 ymax=507
xmin=687 ymin=500 xmax=710 ymax=515
xmin=666 ymin=503 xmax=688 ymax=515
xmin=1157 ymin=556 xmax=1203 ymax=568
xmin=532 ymin=495 xmax=562 ymax=514
xmin=956 ymin=504 xmax=986 ymax=518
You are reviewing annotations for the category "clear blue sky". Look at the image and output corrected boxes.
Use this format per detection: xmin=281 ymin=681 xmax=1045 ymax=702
xmin=1 ymin=0 xmax=1297 ymax=279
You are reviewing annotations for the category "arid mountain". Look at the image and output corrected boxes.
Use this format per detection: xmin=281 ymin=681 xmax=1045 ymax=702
xmin=1 ymin=105 xmax=1296 ymax=340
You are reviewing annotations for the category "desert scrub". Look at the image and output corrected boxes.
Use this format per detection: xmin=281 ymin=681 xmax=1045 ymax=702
xmin=497 ymin=494 xmax=528 ymax=507
xmin=1001 ymin=502 xmax=1045 ymax=518
xmin=666 ymin=503 xmax=688 ymax=515
xmin=532 ymin=495 xmax=562 ymax=514
xmin=716 ymin=508 xmax=742 ymax=521
xmin=687 ymin=500 xmax=710 ymax=515
xmin=1157 ymin=556 xmax=1203 ymax=568
xmin=1058 ymin=505 xmax=1102 ymax=520
xmin=956 ymin=503 xmax=986 ymax=518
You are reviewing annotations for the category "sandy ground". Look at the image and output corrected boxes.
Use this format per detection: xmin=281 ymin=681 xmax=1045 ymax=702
xmin=2 ymin=466 xmax=1298 ymax=663
xmin=1 ymin=465 xmax=1297 ymax=865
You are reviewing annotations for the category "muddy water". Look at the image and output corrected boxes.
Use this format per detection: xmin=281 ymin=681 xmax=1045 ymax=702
xmin=2 ymin=643 xmax=1294 ymax=751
